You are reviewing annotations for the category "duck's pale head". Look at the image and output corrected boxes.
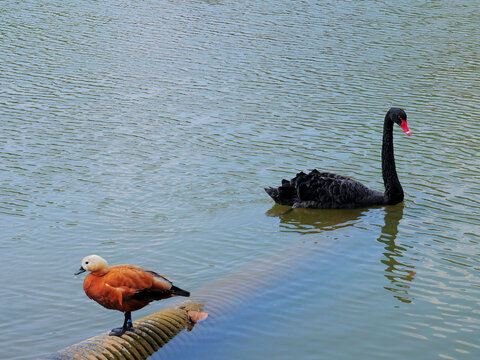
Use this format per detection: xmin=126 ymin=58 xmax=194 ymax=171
xmin=75 ymin=255 xmax=109 ymax=275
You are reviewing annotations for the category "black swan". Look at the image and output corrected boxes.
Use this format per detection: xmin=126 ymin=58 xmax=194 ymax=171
xmin=265 ymin=108 xmax=411 ymax=209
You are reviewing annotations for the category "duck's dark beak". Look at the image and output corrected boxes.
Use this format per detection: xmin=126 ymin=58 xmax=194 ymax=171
xmin=75 ymin=266 xmax=86 ymax=275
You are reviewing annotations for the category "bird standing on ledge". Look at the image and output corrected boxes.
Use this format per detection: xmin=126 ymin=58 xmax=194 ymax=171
xmin=75 ymin=254 xmax=191 ymax=336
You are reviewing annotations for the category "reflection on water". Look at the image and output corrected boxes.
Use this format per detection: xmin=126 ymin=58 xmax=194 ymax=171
xmin=269 ymin=202 xmax=416 ymax=304
xmin=266 ymin=204 xmax=367 ymax=233
xmin=376 ymin=204 xmax=416 ymax=304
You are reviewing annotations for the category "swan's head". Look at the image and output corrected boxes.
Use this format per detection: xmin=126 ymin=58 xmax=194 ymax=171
xmin=75 ymin=255 xmax=109 ymax=275
xmin=388 ymin=107 xmax=410 ymax=136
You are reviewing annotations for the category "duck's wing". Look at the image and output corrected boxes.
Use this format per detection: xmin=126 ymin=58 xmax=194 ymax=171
xmin=140 ymin=270 xmax=189 ymax=298
xmin=106 ymin=267 xmax=188 ymax=300
xmin=95 ymin=266 xmax=166 ymax=303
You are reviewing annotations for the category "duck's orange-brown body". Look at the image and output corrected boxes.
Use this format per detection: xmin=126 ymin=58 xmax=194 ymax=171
xmin=83 ymin=265 xmax=178 ymax=313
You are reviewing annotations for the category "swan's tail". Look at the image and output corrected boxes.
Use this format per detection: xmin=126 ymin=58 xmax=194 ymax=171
xmin=265 ymin=182 xmax=296 ymax=206
xmin=264 ymin=187 xmax=280 ymax=202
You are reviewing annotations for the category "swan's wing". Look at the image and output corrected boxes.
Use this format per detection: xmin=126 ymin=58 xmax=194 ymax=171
xmin=265 ymin=170 xmax=344 ymax=206
xmin=294 ymin=170 xmax=379 ymax=208
xmin=266 ymin=169 xmax=381 ymax=208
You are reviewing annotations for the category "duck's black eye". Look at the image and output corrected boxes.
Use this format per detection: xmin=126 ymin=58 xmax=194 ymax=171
xmin=85 ymin=261 xmax=89 ymax=265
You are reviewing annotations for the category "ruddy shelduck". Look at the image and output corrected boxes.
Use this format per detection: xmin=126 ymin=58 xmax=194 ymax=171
xmin=75 ymin=254 xmax=190 ymax=336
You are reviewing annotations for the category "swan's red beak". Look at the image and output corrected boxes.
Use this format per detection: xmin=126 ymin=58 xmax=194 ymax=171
xmin=400 ymin=119 xmax=411 ymax=136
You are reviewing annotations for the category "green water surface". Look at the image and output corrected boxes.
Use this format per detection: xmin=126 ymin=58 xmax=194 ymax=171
xmin=1 ymin=1 xmax=479 ymax=359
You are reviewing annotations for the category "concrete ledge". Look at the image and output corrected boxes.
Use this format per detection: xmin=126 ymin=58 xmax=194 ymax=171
xmin=41 ymin=302 xmax=206 ymax=360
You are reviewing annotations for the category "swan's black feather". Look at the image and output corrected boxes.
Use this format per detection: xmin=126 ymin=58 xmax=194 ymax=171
xmin=265 ymin=169 xmax=384 ymax=209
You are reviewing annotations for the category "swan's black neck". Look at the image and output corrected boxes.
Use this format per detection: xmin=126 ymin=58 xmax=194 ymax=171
xmin=382 ymin=115 xmax=404 ymax=204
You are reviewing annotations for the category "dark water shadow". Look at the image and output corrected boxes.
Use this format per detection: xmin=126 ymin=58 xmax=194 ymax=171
xmin=266 ymin=203 xmax=369 ymax=234
xmin=148 ymin=244 xmax=318 ymax=359
xmin=376 ymin=203 xmax=415 ymax=304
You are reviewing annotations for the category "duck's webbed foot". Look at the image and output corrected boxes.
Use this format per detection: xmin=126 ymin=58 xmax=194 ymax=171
xmin=109 ymin=327 xmax=127 ymax=337
xmin=109 ymin=311 xmax=134 ymax=337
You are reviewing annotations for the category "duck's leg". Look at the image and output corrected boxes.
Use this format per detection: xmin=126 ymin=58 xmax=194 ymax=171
xmin=109 ymin=311 xmax=133 ymax=336
xmin=125 ymin=311 xmax=133 ymax=330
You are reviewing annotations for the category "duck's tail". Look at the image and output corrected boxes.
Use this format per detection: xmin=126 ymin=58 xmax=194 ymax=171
xmin=171 ymin=285 xmax=190 ymax=297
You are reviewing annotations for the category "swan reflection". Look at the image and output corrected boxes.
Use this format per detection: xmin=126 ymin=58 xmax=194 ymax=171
xmin=377 ymin=204 xmax=416 ymax=304
xmin=266 ymin=203 xmax=367 ymax=234
xmin=267 ymin=202 xmax=415 ymax=303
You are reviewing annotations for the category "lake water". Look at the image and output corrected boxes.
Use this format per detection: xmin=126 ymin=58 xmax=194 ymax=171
xmin=1 ymin=1 xmax=480 ymax=359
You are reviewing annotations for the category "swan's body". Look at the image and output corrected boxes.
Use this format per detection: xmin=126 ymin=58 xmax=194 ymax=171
xmin=265 ymin=108 xmax=410 ymax=209
xmin=266 ymin=170 xmax=385 ymax=209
